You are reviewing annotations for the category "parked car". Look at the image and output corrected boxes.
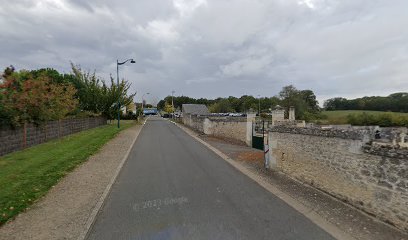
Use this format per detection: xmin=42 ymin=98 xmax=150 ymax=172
xmin=228 ymin=113 xmax=246 ymax=117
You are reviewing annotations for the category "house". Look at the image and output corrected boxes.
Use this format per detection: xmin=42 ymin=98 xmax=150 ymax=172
xmin=124 ymin=102 xmax=136 ymax=114
xmin=182 ymin=104 xmax=209 ymax=116
xmin=182 ymin=104 xmax=209 ymax=125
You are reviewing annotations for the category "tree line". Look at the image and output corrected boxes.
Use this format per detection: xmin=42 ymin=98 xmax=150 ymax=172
xmin=0 ymin=64 xmax=135 ymax=127
xmin=324 ymin=93 xmax=408 ymax=112
xmin=158 ymin=85 xmax=322 ymax=121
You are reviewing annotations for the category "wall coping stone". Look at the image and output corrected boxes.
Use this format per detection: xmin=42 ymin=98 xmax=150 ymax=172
xmin=190 ymin=115 xmax=247 ymax=122
xmin=270 ymin=126 xmax=370 ymax=140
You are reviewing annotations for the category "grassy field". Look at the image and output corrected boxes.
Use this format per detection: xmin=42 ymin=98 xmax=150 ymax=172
xmin=0 ymin=120 xmax=137 ymax=225
xmin=321 ymin=110 xmax=408 ymax=124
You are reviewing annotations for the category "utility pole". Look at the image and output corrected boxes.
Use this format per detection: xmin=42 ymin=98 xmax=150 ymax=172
xmin=117 ymin=60 xmax=119 ymax=128
xmin=257 ymin=94 xmax=261 ymax=116
xmin=171 ymin=90 xmax=175 ymax=118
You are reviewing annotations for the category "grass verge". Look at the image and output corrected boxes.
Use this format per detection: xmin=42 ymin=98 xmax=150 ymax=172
xmin=0 ymin=120 xmax=137 ymax=225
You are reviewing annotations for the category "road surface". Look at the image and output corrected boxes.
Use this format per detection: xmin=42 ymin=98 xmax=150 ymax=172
xmin=87 ymin=116 xmax=334 ymax=240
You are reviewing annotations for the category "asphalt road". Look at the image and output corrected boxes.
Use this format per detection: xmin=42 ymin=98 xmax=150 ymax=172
xmin=87 ymin=116 xmax=334 ymax=240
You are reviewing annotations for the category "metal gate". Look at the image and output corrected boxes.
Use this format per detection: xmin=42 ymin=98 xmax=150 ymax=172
xmin=252 ymin=120 xmax=265 ymax=150
xmin=252 ymin=119 xmax=273 ymax=169
xmin=252 ymin=135 xmax=264 ymax=150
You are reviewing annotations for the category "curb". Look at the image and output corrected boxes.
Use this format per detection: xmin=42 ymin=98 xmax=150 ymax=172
xmin=77 ymin=121 xmax=146 ymax=240
xmin=174 ymin=122 xmax=354 ymax=240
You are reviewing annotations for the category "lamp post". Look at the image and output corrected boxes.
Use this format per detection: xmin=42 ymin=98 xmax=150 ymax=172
xmin=171 ymin=90 xmax=175 ymax=118
xmin=142 ymin=92 xmax=150 ymax=115
xmin=257 ymin=94 xmax=261 ymax=116
xmin=116 ymin=58 xmax=135 ymax=128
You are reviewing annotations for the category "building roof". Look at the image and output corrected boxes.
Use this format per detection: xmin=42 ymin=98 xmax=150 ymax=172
xmin=182 ymin=104 xmax=209 ymax=115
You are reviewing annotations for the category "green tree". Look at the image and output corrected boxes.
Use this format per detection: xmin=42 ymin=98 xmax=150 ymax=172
xmin=300 ymin=90 xmax=319 ymax=113
xmin=278 ymin=85 xmax=320 ymax=120
xmin=279 ymin=85 xmax=303 ymax=118
xmin=157 ymin=99 xmax=166 ymax=110
xmin=209 ymin=99 xmax=234 ymax=113
xmin=324 ymin=93 xmax=408 ymax=112
xmin=70 ymin=64 xmax=136 ymax=119
xmin=164 ymin=102 xmax=174 ymax=113
xmin=239 ymin=95 xmax=257 ymax=113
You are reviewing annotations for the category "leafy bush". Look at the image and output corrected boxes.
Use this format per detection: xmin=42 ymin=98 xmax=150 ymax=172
xmin=303 ymin=112 xmax=327 ymax=122
xmin=346 ymin=112 xmax=408 ymax=127
xmin=119 ymin=112 xmax=138 ymax=120
xmin=0 ymin=64 xmax=137 ymax=127
xmin=0 ymin=68 xmax=78 ymax=126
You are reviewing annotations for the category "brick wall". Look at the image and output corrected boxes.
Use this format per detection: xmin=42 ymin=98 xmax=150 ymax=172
xmin=0 ymin=117 xmax=107 ymax=157
xmin=268 ymin=127 xmax=408 ymax=231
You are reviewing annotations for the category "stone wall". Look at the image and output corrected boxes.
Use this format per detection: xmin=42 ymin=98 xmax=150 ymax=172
xmin=268 ymin=126 xmax=408 ymax=231
xmin=203 ymin=117 xmax=247 ymax=143
xmin=183 ymin=115 xmax=248 ymax=143
xmin=183 ymin=114 xmax=205 ymax=132
xmin=0 ymin=117 xmax=107 ymax=157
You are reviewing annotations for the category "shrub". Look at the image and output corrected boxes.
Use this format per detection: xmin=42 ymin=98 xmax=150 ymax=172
xmin=260 ymin=112 xmax=269 ymax=119
xmin=0 ymin=70 xmax=78 ymax=127
xmin=346 ymin=112 xmax=408 ymax=127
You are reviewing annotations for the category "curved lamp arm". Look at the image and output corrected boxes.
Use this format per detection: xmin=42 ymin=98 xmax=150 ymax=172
xmin=117 ymin=58 xmax=136 ymax=65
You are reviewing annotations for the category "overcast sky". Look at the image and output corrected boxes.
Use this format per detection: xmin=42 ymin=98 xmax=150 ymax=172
xmin=1 ymin=0 xmax=407 ymax=105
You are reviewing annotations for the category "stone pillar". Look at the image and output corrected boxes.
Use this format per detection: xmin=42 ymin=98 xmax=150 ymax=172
xmin=399 ymin=132 xmax=408 ymax=148
xmin=246 ymin=113 xmax=256 ymax=146
xmin=289 ymin=106 xmax=295 ymax=121
xmin=203 ymin=118 xmax=212 ymax=135
xmin=267 ymin=132 xmax=277 ymax=168
xmin=271 ymin=109 xmax=285 ymax=126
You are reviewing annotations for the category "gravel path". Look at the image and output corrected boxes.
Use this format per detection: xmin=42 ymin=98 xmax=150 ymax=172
xmin=0 ymin=124 xmax=142 ymax=240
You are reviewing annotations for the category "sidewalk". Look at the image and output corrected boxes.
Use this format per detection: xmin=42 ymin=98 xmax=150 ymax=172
xmin=0 ymin=124 xmax=143 ymax=240
xmin=195 ymin=133 xmax=408 ymax=240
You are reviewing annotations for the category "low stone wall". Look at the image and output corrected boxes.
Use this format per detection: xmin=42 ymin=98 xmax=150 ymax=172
xmin=0 ymin=117 xmax=107 ymax=157
xmin=183 ymin=115 xmax=247 ymax=143
xmin=268 ymin=126 xmax=408 ymax=231
xmin=182 ymin=114 xmax=205 ymax=132
xmin=203 ymin=117 xmax=247 ymax=143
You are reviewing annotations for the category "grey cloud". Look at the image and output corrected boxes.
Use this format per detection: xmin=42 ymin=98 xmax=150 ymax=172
xmin=0 ymin=0 xmax=407 ymax=104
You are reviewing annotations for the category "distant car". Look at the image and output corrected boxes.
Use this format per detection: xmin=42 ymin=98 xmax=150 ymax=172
xmin=162 ymin=113 xmax=171 ymax=118
xmin=228 ymin=113 xmax=245 ymax=117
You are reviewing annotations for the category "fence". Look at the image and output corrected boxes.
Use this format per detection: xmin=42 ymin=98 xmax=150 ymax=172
xmin=0 ymin=117 xmax=107 ymax=157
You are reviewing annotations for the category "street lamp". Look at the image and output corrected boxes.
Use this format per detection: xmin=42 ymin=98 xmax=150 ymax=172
xmin=142 ymin=92 xmax=150 ymax=115
xmin=257 ymin=94 xmax=261 ymax=116
xmin=171 ymin=90 xmax=175 ymax=118
xmin=116 ymin=58 xmax=135 ymax=128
